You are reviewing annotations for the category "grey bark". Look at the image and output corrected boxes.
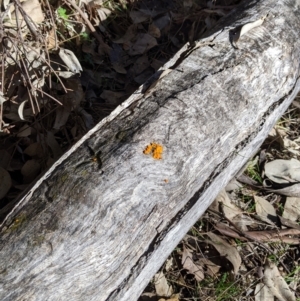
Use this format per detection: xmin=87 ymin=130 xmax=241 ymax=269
xmin=1 ymin=0 xmax=300 ymax=300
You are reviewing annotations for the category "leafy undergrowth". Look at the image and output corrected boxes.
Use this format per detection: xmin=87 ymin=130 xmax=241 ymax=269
xmin=139 ymin=100 xmax=300 ymax=301
xmin=0 ymin=0 xmax=242 ymax=220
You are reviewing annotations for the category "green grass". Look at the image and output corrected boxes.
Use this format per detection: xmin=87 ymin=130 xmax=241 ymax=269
xmin=285 ymin=266 xmax=300 ymax=284
xmin=57 ymin=7 xmax=69 ymax=21
xmin=245 ymin=157 xmax=262 ymax=183
xmin=215 ymin=273 xmax=242 ymax=301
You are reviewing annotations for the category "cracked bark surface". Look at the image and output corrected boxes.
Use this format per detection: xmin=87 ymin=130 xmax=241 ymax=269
xmin=1 ymin=0 xmax=300 ymax=300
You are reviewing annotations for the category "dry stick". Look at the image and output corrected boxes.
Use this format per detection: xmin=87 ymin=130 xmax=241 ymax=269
xmin=16 ymin=50 xmax=40 ymax=114
xmin=13 ymin=5 xmax=36 ymax=114
xmin=13 ymin=1 xmax=53 ymax=111
xmin=18 ymin=55 xmax=40 ymax=114
xmin=35 ymin=89 xmax=63 ymax=106
xmin=44 ymin=0 xmax=58 ymax=51
xmin=209 ymin=208 xmax=271 ymax=267
xmin=63 ymin=0 xmax=111 ymax=54
xmin=22 ymin=42 xmax=68 ymax=94
xmin=14 ymin=0 xmax=42 ymax=43
xmin=217 ymin=203 xmax=290 ymax=273
xmin=15 ymin=0 xmax=60 ymax=95
xmin=9 ymin=1 xmax=70 ymax=96
xmin=13 ymin=4 xmax=39 ymax=113
xmin=44 ymin=0 xmax=58 ymax=90
xmin=0 ymin=3 xmax=13 ymax=20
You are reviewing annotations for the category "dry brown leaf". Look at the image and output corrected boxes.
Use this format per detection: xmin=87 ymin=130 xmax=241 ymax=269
xmin=18 ymin=100 xmax=28 ymax=121
xmin=59 ymin=48 xmax=82 ymax=74
xmin=46 ymin=132 xmax=63 ymax=160
xmin=130 ymin=55 xmax=150 ymax=76
xmin=232 ymin=214 xmax=257 ymax=231
xmin=21 ymin=159 xmax=41 ymax=183
xmin=114 ymin=24 xmax=137 ymax=44
xmin=225 ymin=178 xmax=243 ymax=191
xmin=158 ymin=294 xmax=180 ymax=301
xmin=0 ymin=150 xmax=12 ymax=169
xmin=57 ymin=71 xmax=78 ymax=79
xmin=282 ymin=137 xmax=300 ymax=156
xmin=96 ymin=7 xmax=111 ymax=22
xmin=254 ymin=195 xmax=277 ymax=223
xmin=265 ymin=159 xmax=300 ymax=184
xmin=21 ymin=0 xmax=44 ymax=23
xmin=263 ymin=261 xmax=296 ymax=301
xmin=47 ymin=28 xmax=57 ymax=50
xmin=100 ymin=90 xmax=125 ymax=104
xmin=198 ymin=257 xmax=220 ymax=277
xmin=214 ymin=189 xmax=243 ymax=220
xmin=205 ymin=16 xmax=217 ymax=30
xmin=214 ymin=223 xmax=247 ymax=241
xmin=254 ymin=283 xmax=273 ymax=301
xmin=63 ymin=78 xmax=84 ymax=110
xmin=0 ymin=167 xmax=12 ymax=199
xmin=17 ymin=124 xmax=32 ymax=137
xmin=138 ymin=8 xmax=161 ymax=18
xmin=79 ymin=109 xmax=94 ymax=130
xmin=46 ymin=157 xmax=55 ymax=168
xmin=148 ymin=23 xmax=161 ymax=38
xmin=183 ymin=0 xmax=193 ymax=9
xmin=53 ymin=78 xmax=84 ymax=130
xmin=211 ymin=189 xmax=249 ymax=230
xmin=53 ymin=104 xmax=71 ymax=130
xmin=154 ymin=271 xmax=173 ymax=297
xmin=151 ymin=58 xmax=165 ymax=70
xmin=128 ymin=33 xmax=157 ymax=56
xmin=153 ymin=15 xmax=170 ymax=30
xmin=246 ymin=229 xmax=300 ymax=244
xmin=206 ymin=232 xmax=241 ymax=274
xmin=267 ymin=183 xmax=300 ymax=197
xmin=109 ymin=43 xmax=128 ymax=73
xmin=216 ymin=222 xmax=300 ymax=244
xmin=129 ymin=10 xmax=149 ymax=23
xmin=6 ymin=0 xmax=44 ymax=28
xmin=112 ymin=63 xmax=127 ymax=74
xmin=283 ymin=197 xmax=300 ymax=221
xmin=0 ymin=91 xmax=6 ymax=106
xmin=181 ymin=246 xmax=204 ymax=281
xmin=24 ymin=142 xmax=43 ymax=158
xmin=278 ymin=215 xmax=300 ymax=230
xmin=165 ymin=258 xmax=173 ymax=272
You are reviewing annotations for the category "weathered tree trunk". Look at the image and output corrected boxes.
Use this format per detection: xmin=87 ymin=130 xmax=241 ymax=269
xmin=1 ymin=0 xmax=300 ymax=300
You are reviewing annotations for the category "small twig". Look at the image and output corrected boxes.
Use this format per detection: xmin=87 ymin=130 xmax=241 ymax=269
xmin=63 ymin=0 xmax=111 ymax=54
xmin=17 ymin=41 xmax=68 ymax=93
xmin=35 ymin=89 xmax=63 ymax=106
xmin=218 ymin=202 xmax=290 ymax=273
xmin=44 ymin=0 xmax=58 ymax=50
xmin=14 ymin=0 xmax=42 ymax=43
xmin=6 ymin=16 xmax=37 ymax=113
xmin=43 ymin=0 xmax=56 ymax=90
xmin=0 ymin=3 xmax=14 ymax=20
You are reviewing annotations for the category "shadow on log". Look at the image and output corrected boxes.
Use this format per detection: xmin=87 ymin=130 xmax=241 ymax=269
xmin=1 ymin=0 xmax=300 ymax=300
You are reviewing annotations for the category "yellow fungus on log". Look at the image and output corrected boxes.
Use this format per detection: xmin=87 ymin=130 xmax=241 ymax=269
xmin=143 ymin=142 xmax=163 ymax=159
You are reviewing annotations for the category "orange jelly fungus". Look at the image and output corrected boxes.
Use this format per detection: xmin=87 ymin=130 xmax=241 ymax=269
xmin=143 ymin=144 xmax=153 ymax=155
xmin=143 ymin=142 xmax=163 ymax=159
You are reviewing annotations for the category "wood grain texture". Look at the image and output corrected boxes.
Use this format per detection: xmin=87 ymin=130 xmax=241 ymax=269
xmin=1 ymin=0 xmax=300 ymax=300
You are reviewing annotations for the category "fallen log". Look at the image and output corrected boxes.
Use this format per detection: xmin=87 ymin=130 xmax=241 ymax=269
xmin=1 ymin=0 xmax=300 ymax=300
